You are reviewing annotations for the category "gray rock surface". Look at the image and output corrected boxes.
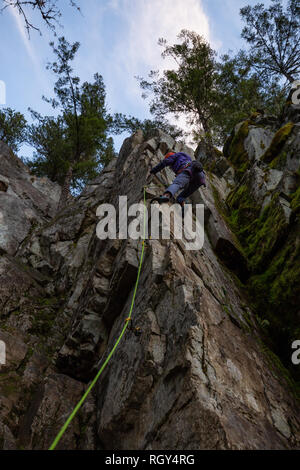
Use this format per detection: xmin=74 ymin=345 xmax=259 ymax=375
xmin=244 ymin=126 xmax=274 ymax=162
xmin=0 ymin=126 xmax=299 ymax=451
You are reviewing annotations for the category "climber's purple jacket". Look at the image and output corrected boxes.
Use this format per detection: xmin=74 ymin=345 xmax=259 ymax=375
xmin=150 ymin=151 xmax=206 ymax=187
xmin=150 ymin=151 xmax=206 ymax=203
xmin=150 ymin=152 xmax=192 ymax=175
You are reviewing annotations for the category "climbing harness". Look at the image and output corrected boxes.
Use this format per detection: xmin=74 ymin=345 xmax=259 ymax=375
xmin=176 ymin=161 xmax=191 ymax=174
xmin=49 ymin=186 xmax=147 ymax=450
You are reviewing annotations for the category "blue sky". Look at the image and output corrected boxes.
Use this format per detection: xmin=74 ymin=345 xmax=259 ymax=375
xmin=0 ymin=0 xmax=273 ymax=157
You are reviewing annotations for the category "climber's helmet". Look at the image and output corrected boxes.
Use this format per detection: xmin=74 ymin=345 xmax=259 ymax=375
xmin=164 ymin=151 xmax=175 ymax=159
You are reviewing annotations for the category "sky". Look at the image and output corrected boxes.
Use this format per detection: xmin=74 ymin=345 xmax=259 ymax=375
xmin=0 ymin=0 xmax=273 ymax=157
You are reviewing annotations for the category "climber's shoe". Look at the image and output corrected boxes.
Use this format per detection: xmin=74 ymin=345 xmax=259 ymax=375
xmin=150 ymin=194 xmax=170 ymax=204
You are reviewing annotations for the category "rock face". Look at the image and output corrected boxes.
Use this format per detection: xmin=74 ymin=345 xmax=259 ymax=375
xmin=0 ymin=142 xmax=61 ymax=255
xmin=0 ymin=106 xmax=299 ymax=450
xmin=222 ymin=108 xmax=300 ymax=383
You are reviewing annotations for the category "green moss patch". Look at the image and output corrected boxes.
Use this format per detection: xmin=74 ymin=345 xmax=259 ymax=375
xmin=247 ymin=219 xmax=300 ymax=388
xmin=227 ymin=120 xmax=250 ymax=169
xmin=249 ymin=229 xmax=299 ymax=315
xmin=258 ymin=339 xmax=300 ymax=399
xmin=28 ymin=296 xmax=63 ymax=337
xmin=223 ymin=119 xmax=299 ymax=389
xmin=226 ymin=185 xmax=260 ymax=240
xmin=269 ymin=151 xmax=288 ymax=170
xmin=245 ymin=193 xmax=289 ymax=272
xmin=261 ymin=122 xmax=294 ymax=164
xmin=291 ymin=186 xmax=300 ymax=214
xmin=0 ymin=373 xmax=22 ymax=398
xmin=226 ymin=188 xmax=290 ymax=273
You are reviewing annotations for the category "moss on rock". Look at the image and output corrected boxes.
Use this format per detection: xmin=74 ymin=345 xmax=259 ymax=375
xmin=222 ymin=114 xmax=299 ymax=387
xmin=258 ymin=339 xmax=300 ymax=399
xmin=291 ymin=186 xmax=300 ymax=214
xmin=226 ymin=187 xmax=291 ymax=273
xmin=249 ymin=227 xmax=299 ymax=314
xmin=269 ymin=151 xmax=288 ymax=170
xmin=226 ymin=184 xmax=260 ymax=240
xmin=248 ymin=221 xmax=300 ymax=385
xmin=245 ymin=193 xmax=289 ymax=272
xmin=28 ymin=296 xmax=63 ymax=337
xmin=261 ymin=122 xmax=294 ymax=164
xmin=227 ymin=120 xmax=250 ymax=169
xmin=226 ymin=180 xmax=299 ymax=385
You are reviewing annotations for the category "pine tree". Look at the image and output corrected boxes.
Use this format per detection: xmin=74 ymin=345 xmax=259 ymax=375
xmin=0 ymin=107 xmax=27 ymax=152
xmin=111 ymin=114 xmax=185 ymax=140
xmin=240 ymin=0 xmax=300 ymax=84
xmin=27 ymin=37 xmax=114 ymax=208
xmin=136 ymin=29 xmax=281 ymax=151
xmin=136 ymin=30 xmax=218 ymax=154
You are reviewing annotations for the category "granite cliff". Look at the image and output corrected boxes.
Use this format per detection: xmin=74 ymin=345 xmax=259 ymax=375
xmin=0 ymin=102 xmax=299 ymax=450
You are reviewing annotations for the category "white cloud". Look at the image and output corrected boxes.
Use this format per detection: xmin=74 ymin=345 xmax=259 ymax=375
xmin=91 ymin=0 xmax=213 ymax=142
xmin=8 ymin=5 xmax=39 ymax=67
xmin=107 ymin=0 xmax=211 ymax=99
xmin=8 ymin=5 xmax=52 ymax=99
xmin=127 ymin=0 xmax=211 ymax=67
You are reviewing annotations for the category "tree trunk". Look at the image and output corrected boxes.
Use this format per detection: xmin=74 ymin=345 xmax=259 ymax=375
xmin=58 ymin=165 xmax=73 ymax=212
xmin=201 ymin=118 xmax=214 ymax=159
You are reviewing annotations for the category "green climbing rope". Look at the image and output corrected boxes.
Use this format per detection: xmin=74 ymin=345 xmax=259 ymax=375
xmin=49 ymin=186 xmax=148 ymax=450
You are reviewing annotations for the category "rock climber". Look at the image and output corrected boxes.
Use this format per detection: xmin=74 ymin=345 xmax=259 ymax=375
xmin=148 ymin=151 xmax=206 ymax=205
